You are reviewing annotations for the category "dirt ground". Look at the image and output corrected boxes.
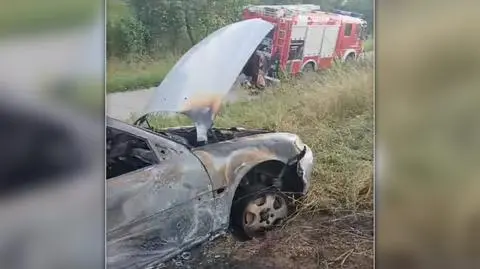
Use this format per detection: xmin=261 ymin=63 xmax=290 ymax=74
xmin=160 ymin=211 xmax=373 ymax=269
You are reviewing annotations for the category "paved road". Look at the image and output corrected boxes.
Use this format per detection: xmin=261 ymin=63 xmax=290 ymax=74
xmin=107 ymin=87 xmax=155 ymax=121
xmin=106 ymin=82 xmax=254 ymax=121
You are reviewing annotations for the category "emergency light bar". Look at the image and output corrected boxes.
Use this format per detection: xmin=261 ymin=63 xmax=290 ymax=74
xmin=245 ymin=4 xmax=322 ymax=18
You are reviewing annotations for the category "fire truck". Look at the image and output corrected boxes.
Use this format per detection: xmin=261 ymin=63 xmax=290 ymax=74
xmin=242 ymin=4 xmax=368 ymax=77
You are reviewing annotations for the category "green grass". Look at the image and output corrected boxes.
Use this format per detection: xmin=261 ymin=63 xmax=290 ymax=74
xmin=149 ymin=62 xmax=374 ymax=211
xmin=364 ymin=37 xmax=374 ymax=52
xmin=107 ymin=56 xmax=179 ymax=93
xmin=107 ymin=51 xmax=373 ymax=93
xmin=107 ymin=0 xmax=131 ymax=22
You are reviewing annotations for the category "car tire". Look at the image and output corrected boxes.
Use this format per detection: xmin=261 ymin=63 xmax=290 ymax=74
xmin=230 ymin=188 xmax=291 ymax=241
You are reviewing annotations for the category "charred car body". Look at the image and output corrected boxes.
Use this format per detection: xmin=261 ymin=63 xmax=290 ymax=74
xmin=107 ymin=19 xmax=314 ymax=269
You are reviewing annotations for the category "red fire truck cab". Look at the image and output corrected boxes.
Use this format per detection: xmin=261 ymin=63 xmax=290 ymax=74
xmin=242 ymin=4 xmax=368 ymax=77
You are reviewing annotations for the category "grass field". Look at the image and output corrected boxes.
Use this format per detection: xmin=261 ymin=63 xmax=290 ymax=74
xmin=152 ymin=62 xmax=374 ymax=211
xmin=107 ymin=39 xmax=375 ymax=93
xmin=364 ymin=37 xmax=374 ymax=52
xmin=150 ymin=62 xmax=374 ymax=268
xmin=107 ymin=55 xmax=178 ymax=93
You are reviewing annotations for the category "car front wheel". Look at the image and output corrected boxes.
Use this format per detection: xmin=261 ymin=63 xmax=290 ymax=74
xmin=231 ymin=189 xmax=290 ymax=240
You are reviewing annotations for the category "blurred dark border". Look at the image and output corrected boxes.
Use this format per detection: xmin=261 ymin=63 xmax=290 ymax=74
xmin=376 ymin=0 xmax=480 ymax=268
xmin=0 ymin=1 xmax=106 ymax=269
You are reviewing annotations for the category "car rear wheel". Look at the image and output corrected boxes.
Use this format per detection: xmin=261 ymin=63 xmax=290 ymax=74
xmin=231 ymin=189 xmax=290 ymax=240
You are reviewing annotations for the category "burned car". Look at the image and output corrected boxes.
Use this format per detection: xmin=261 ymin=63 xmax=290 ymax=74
xmin=107 ymin=19 xmax=314 ymax=269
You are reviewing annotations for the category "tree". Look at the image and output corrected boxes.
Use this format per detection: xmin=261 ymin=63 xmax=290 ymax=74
xmin=107 ymin=0 xmax=373 ymax=58
xmin=338 ymin=0 xmax=374 ymax=33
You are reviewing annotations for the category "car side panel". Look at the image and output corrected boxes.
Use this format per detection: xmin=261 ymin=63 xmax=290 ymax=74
xmin=107 ymin=123 xmax=215 ymax=269
xmin=193 ymin=132 xmax=300 ymax=191
xmin=192 ymin=132 xmax=302 ymax=231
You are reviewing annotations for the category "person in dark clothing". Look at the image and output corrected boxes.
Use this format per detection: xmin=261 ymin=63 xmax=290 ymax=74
xmin=242 ymin=50 xmax=267 ymax=89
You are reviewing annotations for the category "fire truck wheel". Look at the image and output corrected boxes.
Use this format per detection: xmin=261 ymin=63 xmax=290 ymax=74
xmin=302 ymin=62 xmax=315 ymax=73
xmin=345 ymin=53 xmax=356 ymax=63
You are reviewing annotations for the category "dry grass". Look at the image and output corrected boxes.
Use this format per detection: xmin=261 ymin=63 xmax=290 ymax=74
xmin=190 ymin=211 xmax=374 ymax=269
xmin=153 ymin=61 xmax=374 ymax=212
xmin=156 ymin=61 xmax=374 ymax=268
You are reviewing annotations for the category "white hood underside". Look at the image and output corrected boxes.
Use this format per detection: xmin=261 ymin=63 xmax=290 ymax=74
xmin=142 ymin=19 xmax=274 ymax=143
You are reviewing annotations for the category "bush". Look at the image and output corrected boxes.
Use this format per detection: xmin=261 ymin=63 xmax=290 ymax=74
xmin=107 ymin=14 xmax=150 ymax=59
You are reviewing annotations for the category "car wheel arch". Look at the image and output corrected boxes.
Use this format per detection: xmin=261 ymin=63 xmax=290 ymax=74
xmin=226 ymin=158 xmax=306 ymax=224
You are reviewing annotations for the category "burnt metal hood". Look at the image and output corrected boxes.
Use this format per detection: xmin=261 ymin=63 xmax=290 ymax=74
xmin=137 ymin=19 xmax=274 ymax=143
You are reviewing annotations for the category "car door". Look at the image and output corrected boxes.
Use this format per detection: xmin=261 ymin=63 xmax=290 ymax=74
xmin=106 ymin=122 xmax=214 ymax=269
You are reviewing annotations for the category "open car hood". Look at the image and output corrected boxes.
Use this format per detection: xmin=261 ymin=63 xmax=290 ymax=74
xmin=138 ymin=19 xmax=273 ymax=142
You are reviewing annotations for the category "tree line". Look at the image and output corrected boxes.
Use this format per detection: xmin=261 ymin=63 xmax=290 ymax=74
xmin=107 ymin=0 xmax=373 ymax=59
